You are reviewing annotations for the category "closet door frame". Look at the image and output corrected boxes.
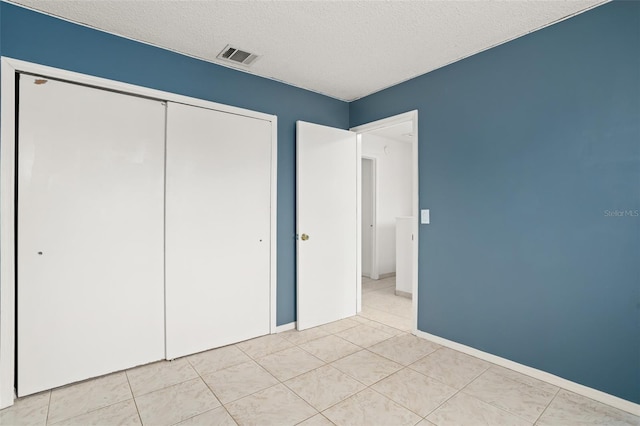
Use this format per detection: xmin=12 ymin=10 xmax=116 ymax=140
xmin=0 ymin=57 xmax=278 ymax=409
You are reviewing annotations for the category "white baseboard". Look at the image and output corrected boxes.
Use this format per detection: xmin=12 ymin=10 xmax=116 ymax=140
xmin=395 ymin=289 xmax=412 ymax=299
xmin=414 ymin=330 xmax=640 ymax=416
xmin=274 ymin=322 xmax=296 ymax=333
xmin=378 ymin=272 xmax=396 ymax=279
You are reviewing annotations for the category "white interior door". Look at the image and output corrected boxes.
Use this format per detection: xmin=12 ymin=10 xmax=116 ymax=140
xmin=361 ymin=158 xmax=374 ymax=278
xmin=165 ymin=103 xmax=272 ymax=359
xmin=296 ymin=121 xmax=358 ymax=330
xmin=17 ymin=75 xmax=165 ymax=396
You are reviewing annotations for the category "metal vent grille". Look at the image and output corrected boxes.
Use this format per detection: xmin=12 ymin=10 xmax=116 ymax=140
xmin=217 ymin=45 xmax=259 ymax=66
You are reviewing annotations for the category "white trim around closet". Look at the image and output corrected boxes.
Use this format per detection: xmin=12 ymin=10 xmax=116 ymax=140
xmin=0 ymin=57 xmax=278 ymax=409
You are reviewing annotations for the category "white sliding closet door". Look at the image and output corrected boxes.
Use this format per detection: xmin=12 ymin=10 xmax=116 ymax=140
xmin=165 ymin=103 xmax=272 ymax=359
xmin=17 ymin=75 xmax=165 ymax=396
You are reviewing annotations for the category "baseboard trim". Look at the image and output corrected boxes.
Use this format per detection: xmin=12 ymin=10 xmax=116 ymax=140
xmin=274 ymin=322 xmax=296 ymax=333
xmin=395 ymin=290 xmax=412 ymax=299
xmin=378 ymin=272 xmax=396 ymax=279
xmin=414 ymin=330 xmax=640 ymax=416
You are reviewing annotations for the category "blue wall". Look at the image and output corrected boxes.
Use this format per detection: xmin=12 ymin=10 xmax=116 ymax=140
xmin=0 ymin=2 xmax=349 ymax=326
xmin=351 ymin=1 xmax=639 ymax=403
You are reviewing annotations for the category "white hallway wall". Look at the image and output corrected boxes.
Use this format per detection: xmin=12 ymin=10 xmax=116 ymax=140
xmin=361 ymin=133 xmax=412 ymax=276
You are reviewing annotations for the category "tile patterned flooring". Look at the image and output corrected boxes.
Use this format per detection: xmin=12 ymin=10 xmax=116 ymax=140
xmin=1 ymin=276 xmax=638 ymax=425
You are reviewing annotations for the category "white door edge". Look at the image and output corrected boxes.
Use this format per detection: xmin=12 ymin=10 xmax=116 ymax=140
xmin=0 ymin=56 xmax=278 ymax=408
xmin=350 ymin=110 xmax=419 ymax=334
xmin=361 ymin=156 xmax=378 ymax=281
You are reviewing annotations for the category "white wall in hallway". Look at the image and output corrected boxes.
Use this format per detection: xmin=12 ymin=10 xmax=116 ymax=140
xmin=361 ymin=133 xmax=412 ymax=276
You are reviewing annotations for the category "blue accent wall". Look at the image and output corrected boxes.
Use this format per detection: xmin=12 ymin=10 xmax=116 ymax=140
xmin=0 ymin=2 xmax=349 ymax=326
xmin=351 ymin=1 xmax=639 ymax=403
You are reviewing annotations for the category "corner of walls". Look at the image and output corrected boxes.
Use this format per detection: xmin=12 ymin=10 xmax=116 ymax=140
xmin=350 ymin=0 xmax=640 ymax=404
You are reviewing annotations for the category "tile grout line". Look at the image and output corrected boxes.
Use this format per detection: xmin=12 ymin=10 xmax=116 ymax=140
xmin=179 ymin=356 xmax=230 ymax=425
xmin=124 ymin=371 xmax=144 ymax=426
xmin=44 ymin=391 xmax=52 ymax=425
xmin=474 ymin=368 xmax=561 ymax=424
xmin=404 ymin=354 xmax=493 ymax=422
xmin=532 ymin=388 xmax=562 ymax=425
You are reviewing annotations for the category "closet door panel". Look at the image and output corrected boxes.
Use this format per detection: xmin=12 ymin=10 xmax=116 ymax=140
xmin=165 ymin=103 xmax=271 ymax=359
xmin=17 ymin=75 xmax=165 ymax=396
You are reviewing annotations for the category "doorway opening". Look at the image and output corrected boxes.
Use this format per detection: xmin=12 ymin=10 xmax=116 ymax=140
xmin=361 ymin=157 xmax=376 ymax=280
xmin=353 ymin=111 xmax=418 ymax=333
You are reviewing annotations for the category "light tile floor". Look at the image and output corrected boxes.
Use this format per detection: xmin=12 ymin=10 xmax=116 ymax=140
xmin=1 ymin=277 xmax=638 ymax=425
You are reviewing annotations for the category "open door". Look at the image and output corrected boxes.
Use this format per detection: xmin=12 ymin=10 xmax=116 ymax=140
xmin=296 ymin=121 xmax=358 ymax=330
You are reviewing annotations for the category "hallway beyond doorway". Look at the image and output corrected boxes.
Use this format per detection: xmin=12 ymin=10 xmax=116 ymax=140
xmin=361 ymin=276 xmax=412 ymax=332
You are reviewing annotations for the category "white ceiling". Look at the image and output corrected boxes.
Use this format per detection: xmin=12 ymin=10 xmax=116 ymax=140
xmin=8 ymin=0 xmax=606 ymax=101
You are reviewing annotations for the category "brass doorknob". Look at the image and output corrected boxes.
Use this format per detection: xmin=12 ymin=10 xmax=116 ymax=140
xmin=301 ymin=234 xmax=309 ymax=241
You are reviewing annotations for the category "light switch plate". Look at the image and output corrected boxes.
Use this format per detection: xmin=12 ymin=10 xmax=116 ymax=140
xmin=421 ymin=209 xmax=430 ymax=224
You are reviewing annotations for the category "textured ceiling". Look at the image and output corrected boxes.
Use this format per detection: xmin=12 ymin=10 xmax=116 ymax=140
xmin=8 ymin=0 xmax=607 ymax=101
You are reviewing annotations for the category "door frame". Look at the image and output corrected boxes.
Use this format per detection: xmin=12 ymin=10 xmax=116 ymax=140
xmin=360 ymin=156 xmax=378 ymax=280
xmin=0 ymin=57 xmax=278 ymax=409
xmin=351 ymin=110 xmax=419 ymax=333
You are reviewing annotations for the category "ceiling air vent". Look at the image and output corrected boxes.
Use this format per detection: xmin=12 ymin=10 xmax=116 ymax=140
xmin=217 ymin=45 xmax=259 ymax=66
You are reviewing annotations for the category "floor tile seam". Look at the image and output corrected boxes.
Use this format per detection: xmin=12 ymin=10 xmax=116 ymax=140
xmin=180 ymin=356 xmax=225 ymax=409
xmin=267 ymin=379 xmax=325 ymax=418
xmin=450 ymin=363 xmax=491 ymax=391
xmin=224 ymin=404 xmax=243 ymax=426
xmin=531 ymin=390 xmax=562 ymax=426
xmin=280 ymin=376 xmax=334 ymax=413
xmin=166 ymin=406 xmax=231 ymax=426
xmin=555 ymin=389 xmax=640 ymax=421
xmin=355 ymin=316 xmax=407 ymax=334
xmin=123 ymin=369 xmax=144 ymax=426
xmin=217 ymin=382 xmax=284 ymax=407
xmin=240 ymin=342 xmax=296 ymax=361
xmin=421 ymin=378 xmax=468 ymax=422
xmin=458 ymin=385 xmax=540 ymax=424
xmin=282 ymin=368 xmax=368 ymax=415
xmin=321 ymin=324 xmax=360 ymax=335
xmin=334 ymin=332 xmax=396 ymax=349
xmin=299 ymin=381 xmax=370 ymax=415
xmin=195 ymin=362 xmax=261 ymax=407
xmin=488 ymin=367 xmax=562 ymax=396
xmin=479 ymin=368 xmax=561 ymax=400
xmin=256 ymin=359 xmax=328 ymax=383
xmin=326 ymin=364 xmax=371 ymax=389
xmin=368 ymin=344 xmax=435 ymax=367
xmin=43 ymin=390 xmax=52 ymax=425
xmin=130 ymin=375 xmax=205 ymax=400
xmin=328 ymin=353 xmax=402 ymax=388
xmin=404 ymin=362 xmax=474 ymax=393
xmin=293 ymin=411 xmax=325 ymax=426
xmin=457 ymin=390 xmax=537 ymax=424
xmin=47 ymin=374 xmax=133 ymax=424
xmin=295 ymin=335 xmax=365 ymax=363
xmin=364 ymin=385 xmax=426 ymax=420
xmin=47 ymin=395 xmax=135 ymax=426
xmin=221 ymin=382 xmax=320 ymax=421
xmin=140 ymin=364 xmax=223 ymax=424
xmin=184 ymin=350 xmax=241 ymax=376
xmin=187 ymin=357 xmax=249 ymax=378
xmin=404 ymin=345 xmax=441 ymax=365
xmin=280 ymin=333 xmax=329 ymax=346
